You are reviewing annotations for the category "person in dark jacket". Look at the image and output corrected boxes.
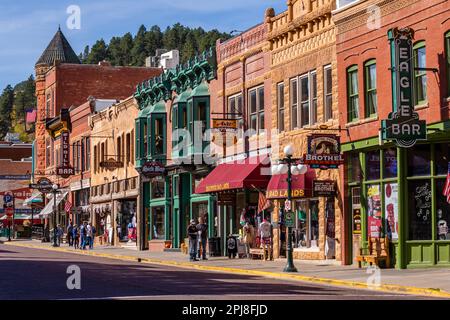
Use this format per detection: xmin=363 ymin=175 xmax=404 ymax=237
xmin=187 ymin=219 xmax=199 ymax=261
xmin=196 ymin=217 xmax=208 ymax=260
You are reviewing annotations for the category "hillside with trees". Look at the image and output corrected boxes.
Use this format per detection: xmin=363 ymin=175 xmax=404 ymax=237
xmin=0 ymin=23 xmax=231 ymax=142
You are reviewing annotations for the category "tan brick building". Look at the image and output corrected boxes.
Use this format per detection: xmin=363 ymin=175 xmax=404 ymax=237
xmin=89 ymin=97 xmax=140 ymax=248
xmin=265 ymin=0 xmax=343 ymax=262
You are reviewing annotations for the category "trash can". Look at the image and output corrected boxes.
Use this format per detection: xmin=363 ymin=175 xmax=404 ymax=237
xmin=208 ymin=237 xmax=221 ymax=257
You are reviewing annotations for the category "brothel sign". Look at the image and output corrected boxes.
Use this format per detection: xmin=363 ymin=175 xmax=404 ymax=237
xmin=382 ymin=27 xmax=427 ymax=148
xmin=303 ymin=134 xmax=344 ymax=169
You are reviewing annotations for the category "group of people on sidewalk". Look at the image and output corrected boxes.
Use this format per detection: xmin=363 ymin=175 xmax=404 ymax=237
xmin=187 ymin=217 xmax=208 ymax=261
xmin=66 ymin=221 xmax=97 ymax=250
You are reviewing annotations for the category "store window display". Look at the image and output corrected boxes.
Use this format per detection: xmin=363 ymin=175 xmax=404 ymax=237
xmin=436 ymin=180 xmax=450 ymax=240
xmin=294 ymin=199 xmax=319 ymax=249
xmin=152 ymin=206 xmax=165 ymax=240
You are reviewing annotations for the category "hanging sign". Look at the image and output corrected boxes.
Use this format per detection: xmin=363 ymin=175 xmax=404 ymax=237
xmin=381 ymin=27 xmax=427 ymax=148
xmin=140 ymin=161 xmax=166 ymax=177
xmin=29 ymin=178 xmax=55 ymax=194
xmin=57 ymin=130 xmax=75 ymax=178
xmin=211 ymin=119 xmax=238 ymax=147
xmin=100 ymin=158 xmax=124 ymax=170
xmin=313 ymin=180 xmax=336 ymax=197
xmin=303 ymin=134 xmax=344 ymax=169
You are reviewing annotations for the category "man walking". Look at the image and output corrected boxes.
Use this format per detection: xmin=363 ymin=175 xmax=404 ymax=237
xmin=89 ymin=223 xmax=96 ymax=250
xmin=196 ymin=217 xmax=208 ymax=260
xmin=67 ymin=221 xmax=74 ymax=247
xmin=80 ymin=222 xmax=87 ymax=250
xmin=86 ymin=222 xmax=93 ymax=250
xmin=188 ymin=219 xmax=199 ymax=262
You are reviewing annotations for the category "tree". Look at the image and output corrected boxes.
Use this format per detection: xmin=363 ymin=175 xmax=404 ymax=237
xmin=181 ymin=31 xmax=198 ymax=64
xmin=131 ymin=25 xmax=148 ymax=66
xmin=85 ymin=39 xmax=108 ymax=64
xmin=119 ymin=33 xmax=134 ymax=66
xmin=0 ymin=85 xmax=14 ymax=139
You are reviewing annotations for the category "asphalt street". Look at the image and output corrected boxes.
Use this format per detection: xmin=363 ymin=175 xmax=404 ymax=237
xmin=0 ymin=244 xmax=427 ymax=300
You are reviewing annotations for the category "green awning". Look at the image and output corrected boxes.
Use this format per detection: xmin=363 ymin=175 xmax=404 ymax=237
xmin=138 ymin=106 xmax=152 ymax=118
xmin=149 ymin=100 xmax=167 ymax=114
xmin=189 ymin=81 xmax=210 ymax=98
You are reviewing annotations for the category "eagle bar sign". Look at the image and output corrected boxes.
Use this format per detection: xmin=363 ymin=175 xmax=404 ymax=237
xmin=382 ymin=27 xmax=427 ymax=148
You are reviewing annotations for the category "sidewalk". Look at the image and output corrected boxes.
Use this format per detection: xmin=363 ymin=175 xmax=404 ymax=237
xmin=3 ymin=238 xmax=450 ymax=298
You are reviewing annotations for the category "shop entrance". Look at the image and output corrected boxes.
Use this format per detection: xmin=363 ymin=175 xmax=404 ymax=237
xmin=117 ymin=200 xmax=137 ymax=243
xmin=294 ymin=199 xmax=319 ymax=249
xmin=350 ymin=187 xmax=362 ymax=264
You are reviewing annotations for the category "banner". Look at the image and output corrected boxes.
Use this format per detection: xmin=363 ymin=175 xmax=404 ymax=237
xmin=367 ymin=185 xmax=382 ymax=238
xmin=384 ymin=183 xmax=399 ymax=240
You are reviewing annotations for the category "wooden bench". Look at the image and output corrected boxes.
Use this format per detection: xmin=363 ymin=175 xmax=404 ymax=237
xmin=249 ymin=248 xmax=264 ymax=260
xmin=356 ymin=236 xmax=390 ymax=268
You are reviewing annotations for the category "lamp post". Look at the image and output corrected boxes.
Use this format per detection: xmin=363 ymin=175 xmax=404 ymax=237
xmin=52 ymin=184 xmax=59 ymax=247
xmin=272 ymin=145 xmax=308 ymax=273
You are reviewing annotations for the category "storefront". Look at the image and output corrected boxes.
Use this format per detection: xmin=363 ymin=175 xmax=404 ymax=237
xmin=343 ymin=134 xmax=450 ymax=268
xmin=116 ymin=200 xmax=137 ymax=243
xmin=195 ymin=155 xmax=271 ymax=255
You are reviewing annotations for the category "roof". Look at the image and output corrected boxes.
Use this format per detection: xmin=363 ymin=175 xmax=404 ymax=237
xmin=36 ymin=27 xmax=81 ymax=66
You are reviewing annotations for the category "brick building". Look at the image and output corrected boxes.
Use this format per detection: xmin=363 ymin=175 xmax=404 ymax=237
xmin=265 ymin=0 xmax=343 ymax=262
xmin=334 ymin=0 xmax=450 ymax=268
xmin=33 ymin=28 xmax=162 ymax=230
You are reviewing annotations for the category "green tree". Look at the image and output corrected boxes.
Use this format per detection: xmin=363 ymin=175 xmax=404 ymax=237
xmin=120 ymin=33 xmax=134 ymax=66
xmin=86 ymin=39 xmax=108 ymax=64
xmin=0 ymin=85 xmax=14 ymax=139
xmin=181 ymin=31 xmax=198 ymax=64
xmin=131 ymin=25 xmax=148 ymax=66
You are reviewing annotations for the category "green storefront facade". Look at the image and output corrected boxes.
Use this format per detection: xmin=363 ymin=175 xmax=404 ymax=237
xmin=342 ymin=121 xmax=450 ymax=269
xmin=134 ymin=49 xmax=217 ymax=250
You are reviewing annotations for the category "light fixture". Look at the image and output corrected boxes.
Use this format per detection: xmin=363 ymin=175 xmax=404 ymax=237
xmin=284 ymin=145 xmax=294 ymax=157
xmin=297 ymin=164 xmax=308 ymax=175
xmin=291 ymin=165 xmax=300 ymax=176
xmin=279 ymin=164 xmax=288 ymax=175
xmin=52 ymin=184 xmax=58 ymax=191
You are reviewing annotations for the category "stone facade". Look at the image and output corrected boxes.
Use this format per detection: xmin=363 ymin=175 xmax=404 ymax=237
xmin=266 ymin=0 xmax=343 ymax=262
xmin=89 ymin=97 xmax=141 ymax=247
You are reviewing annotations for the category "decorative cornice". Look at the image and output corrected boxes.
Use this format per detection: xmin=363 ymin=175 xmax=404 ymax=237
xmin=135 ymin=47 xmax=217 ymax=110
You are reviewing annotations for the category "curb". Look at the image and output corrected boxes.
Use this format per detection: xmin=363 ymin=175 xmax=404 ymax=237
xmin=5 ymin=242 xmax=450 ymax=299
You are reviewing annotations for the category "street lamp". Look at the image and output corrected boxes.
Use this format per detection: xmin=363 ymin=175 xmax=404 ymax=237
xmin=52 ymin=184 xmax=59 ymax=247
xmin=272 ymin=145 xmax=308 ymax=273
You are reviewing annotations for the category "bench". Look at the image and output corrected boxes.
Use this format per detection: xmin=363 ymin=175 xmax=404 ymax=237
xmin=356 ymin=236 xmax=390 ymax=268
xmin=249 ymin=248 xmax=264 ymax=260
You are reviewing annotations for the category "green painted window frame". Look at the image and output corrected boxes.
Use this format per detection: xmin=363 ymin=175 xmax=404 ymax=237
xmin=150 ymin=114 xmax=167 ymax=161
xmin=413 ymin=41 xmax=427 ymax=105
xmin=347 ymin=65 xmax=360 ymax=122
xmin=445 ymin=31 xmax=450 ymax=97
xmin=364 ymin=59 xmax=377 ymax=118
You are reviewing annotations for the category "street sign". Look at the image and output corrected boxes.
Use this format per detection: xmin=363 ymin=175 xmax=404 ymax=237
xmin=285 ymin=211 xmax=295 ymax=228
xmin=3 ymin=192 xmax=13 ymax=204
xmin=5 ymin=207 xmax=14 ymax=217
xmin=29 ymin=178 xmax=54 ymax=193
xmin=284 ymin=200 xmax=291 ymax=212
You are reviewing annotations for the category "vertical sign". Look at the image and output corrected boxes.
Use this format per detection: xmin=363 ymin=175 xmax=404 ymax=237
xmin=382 ymin=27 xmax=427 ymax=148
xmin=57 ymin=130 xmax=75 ymax=178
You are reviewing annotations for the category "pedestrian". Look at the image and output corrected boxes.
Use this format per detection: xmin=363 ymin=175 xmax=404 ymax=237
xmin=56 ymin=224 xmax=63 ymax=246
xmin=259 ymin=218 xmax=273 ymax=261
xmin=187 ymin=219 xmax=199 ymax=262
xmin=86 ymin=222 xmax=93 ymax=250
xmin=67 ymin=221 xmax=74 ymax=247
xmin=80 ymin=221 xmax=87 ymax=250
xmin=196 ymin=217 xmax=208 ymax=260
xmin=243 ymin=221 xmax=255 ymax=259
xmin=73 ymin=224 xmax=79 ymax=249
xmin=89 ymin=223 xmax=96 ymax=250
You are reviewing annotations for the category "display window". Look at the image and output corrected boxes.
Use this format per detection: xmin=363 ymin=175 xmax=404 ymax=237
xmin=152 ymin=206 xmax=165 ymax=240
xmin=407 ymin=144 xmax=431 ymax=177
xmin=436 ymin=180 xmax=450 ymax=241
xmin=408 ymin=180 xmax=432 ymax=240
xmin=294 ymin=199 xmax=319 ymax=249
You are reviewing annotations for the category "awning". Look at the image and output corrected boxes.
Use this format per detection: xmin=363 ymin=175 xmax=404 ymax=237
xmin=0 ymin=214 xmax=41 ymax=220
xmin=23 ymin=191 xmax=43 ymax=207
xmin=195 ymin=156 xmax=271 ymax=194
xmin=38 ymin=191 xmax=69 ymax=218
xmin=266 ymin=169 xmax=316 ymax=199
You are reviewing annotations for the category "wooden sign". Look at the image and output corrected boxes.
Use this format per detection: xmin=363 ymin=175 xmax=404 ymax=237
xmin=100 ymin=158 xmax=124 ymax=170
xmin=313 ymin=180 xmax=336 ymax=197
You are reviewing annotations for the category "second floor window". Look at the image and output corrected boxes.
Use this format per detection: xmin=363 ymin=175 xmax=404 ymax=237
xmin=277 ymin=83 xmax=285 ymax=132
xmin=324 ymin=65 xmax=333 ymax=121
xmin=248 ymin=86 xmax=264 ymax=132
xmin=347 ymin=65 xmax=359 ymax=122
xmin=364 ymin=60 xmax=377 ymax=117
xmin=291 ymin=71 xmax=317 ymax=128
xmin=126 ymin=133 xmax=131 ymax=164
xmin=446 ymin=31 xmax=450 ymax=97
xmin=143 ymin=123 xmax=148 ymax=157
xmin=228 ymin=93 xmax=243 ymax=134
xmin=154 ymin=118 xmax=165 ymax=155
xmin=414 ymin=41 xmax=427 ymax=105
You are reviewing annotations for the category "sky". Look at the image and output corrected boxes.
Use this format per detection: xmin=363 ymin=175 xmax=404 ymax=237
xmin=0 ymin=0 xmax=286 ymax=90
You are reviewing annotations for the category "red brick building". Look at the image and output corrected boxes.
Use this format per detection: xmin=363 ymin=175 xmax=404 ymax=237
xmin=33 ymin=28 xmax=162 ymax=228
xmin=334 ymin=0 xmax=450 ymax=268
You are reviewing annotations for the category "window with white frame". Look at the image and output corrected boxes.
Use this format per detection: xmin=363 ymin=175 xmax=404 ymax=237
xmin=227 ymin=93 xmax=244 ymax=136
xmin=291 ymin=70 xmax=317 ymax=129
xmin=323 ymin=65 xmax=333 ymax=121
xmin=248 ymin=86 xmax=264 ymax=132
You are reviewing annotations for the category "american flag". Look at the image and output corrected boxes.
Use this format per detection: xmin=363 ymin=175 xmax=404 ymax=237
xmin=257 ymin=191 xmax=271 ymax=214
xmin=64 ymin=201 xmax=73 ymax=213
xmin=444 ymin=162 xmax=450 ymax=204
